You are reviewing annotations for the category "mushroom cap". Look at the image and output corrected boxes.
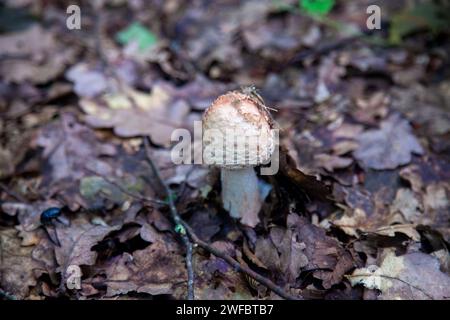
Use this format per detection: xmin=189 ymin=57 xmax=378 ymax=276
xmin=202 ymin=91 xmax=275 ymax=169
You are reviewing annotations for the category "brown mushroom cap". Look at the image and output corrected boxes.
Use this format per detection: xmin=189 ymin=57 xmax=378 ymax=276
xmin=202 ymin=91 xmax=275 ymax=169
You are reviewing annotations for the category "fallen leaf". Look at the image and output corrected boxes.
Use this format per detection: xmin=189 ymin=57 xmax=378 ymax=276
xmin=139 ymin=223 xmax=161 ymax=243
xmin=103 ymin=241 xmax=186 ymax=297
xmin=0 ymin=25 xmax=77 ymax=84
xmin=0 ymin=229 xmax=40 ymax=298
xmin=242 ymin=238 xmax=268 ymax=270
xmin=422 ymin=183 xmax=450 ymax=230
xmin=278 ymin=146 xmax=332 ymax=201
xmin=192 ymin=242 xmax=253 ymax=300
xmin=187 ymin=210 xmax=221 ymax=243
xmin=269 ymin=227 xmax=309 ymax=283
xmin=424 ymin=183 xmax=449 ymax=213
xmin=332 ymin=123 xmax=364 ymax=139
xmin=0 ymin=148 xmax=15 ymax=178
xmin=37 ymin=113 xmax=116 ymax=182
xmin=54 ymin=217 xmax=120 ymax=270
xmin=66 ymin=63 xmax=109 ymax=98
xmin=390 ymin=188 xmax=422 ymax=223
xmin=332 ymin=140 xmax=359 ymax=156
xmin=371 ymin=224 xmax=420 ymax=242
xmin=79 ymin=83 xmax=190 ymax=146
xmin=254 ymin=235 xmax=281 ymax=272
xmin=392 ymin=84 xmax=450 ymax=139
xmin=166 ymin=165 xmax=209 ymax=189
xmin=314 ymin=153 xmax=353 ymax=172
xmin=243 ymin=14 xmax=306 ymax=54
xmin=399 ymin=164 xmax=424 ymax=193
xmin=347 ymin=250 xmax=450 ymax=299
xmin=174 ymin=75 xmax=229 ymax=111
xmin=353 ymin=92 xmax=389 ymax=124
xmin=354 ymin=114 xmax=424 ymax=170
xmin=287 ymin=214 xmax=354 ymax=289
xmin=332 ymin=208 xmax=421 ymax=241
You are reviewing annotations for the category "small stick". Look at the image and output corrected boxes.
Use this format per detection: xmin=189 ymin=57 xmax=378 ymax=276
xmin=180 ymin=221 xmax=300 ymax=300
xmin=143 ymin=138 xmax=298 ymax=300
xmin=144 ymin=138 xmax=195 ymax=300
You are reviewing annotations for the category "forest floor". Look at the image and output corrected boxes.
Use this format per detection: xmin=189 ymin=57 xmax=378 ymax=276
xmin=0 ymin=0 xmax=449 ymax=300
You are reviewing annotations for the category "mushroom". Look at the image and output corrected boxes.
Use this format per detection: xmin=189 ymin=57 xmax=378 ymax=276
xmin=202 ymin=90 xmax=275 ymax=227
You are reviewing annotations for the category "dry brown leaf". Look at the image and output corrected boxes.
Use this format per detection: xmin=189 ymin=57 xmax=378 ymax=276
xmin=354 ymin=114 xmax=424 ymax=170
xmin=399 ymin=164 xmax=424 ymax=193
xmin=54 ymin=217 xmax=120 ymax=269
xmin=424 ymin=183 xmax=449 ymax=213
xmin=0 ymin=229 xmax=41 ymax=298
xmin=347 ymin=250 xmax=450 ymax=300
xmin=0 ymin=25 xmax=76 ymax=84
xmin=332 ymin=206 xmax=420 ymax=241
xmin=314 ymin=153 xmax=353 ymax=172
xmin=372 ymin=224 xmax=420 ymax=241
xmin=66 ymin=63 xmax=109 ymax=98
xmin=254 ymin=236 xmax=281 ymax=272
xmin=390 ymin=188 xmax=422 ymax=223
xmin=104 ymin=241 xmax=186 ymax=297
xmin=79 ymin=83 xmax=190 ymax=146
xmin=37 ymin=113 xmax=116 ymax=183
xmin=287 ymin=214 xmax=354 ymax=289
xmin=191 ymin=243 xmax=253 ymax=300
xmin=271 ymin=227 xmax=309 ymax=283
xmin=332 ymin=140 xmax=359 ymax=156
xmin=332 ymin=123 xmax=364 ymax=139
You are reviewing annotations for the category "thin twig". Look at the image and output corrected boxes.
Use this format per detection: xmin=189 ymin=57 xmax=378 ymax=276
xmin=180 ymin=221 xmax=300 ymax=300
xmin=143 ymin=138 xmax=298 ymax=300
xmin=144 ymin=137 xmax=195 ymax=300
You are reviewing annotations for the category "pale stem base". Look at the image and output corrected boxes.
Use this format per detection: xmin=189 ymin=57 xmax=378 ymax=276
xmin=221 ymin=167 xmax=261 ymax=227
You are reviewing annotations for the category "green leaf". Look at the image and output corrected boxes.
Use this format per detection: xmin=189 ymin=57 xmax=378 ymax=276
xmin=116 ymin=22 xmax=157 ymax=52
xmin=300 ymin=0 xmax=335 ymax=16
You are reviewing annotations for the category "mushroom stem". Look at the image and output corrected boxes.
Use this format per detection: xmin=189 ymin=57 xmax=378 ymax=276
xmin=221 ymin=167 xmax=261 ymax=227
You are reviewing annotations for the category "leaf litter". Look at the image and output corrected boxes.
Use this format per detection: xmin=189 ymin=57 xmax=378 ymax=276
xmin=0 ymin=0 xmax=449 ymax=300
